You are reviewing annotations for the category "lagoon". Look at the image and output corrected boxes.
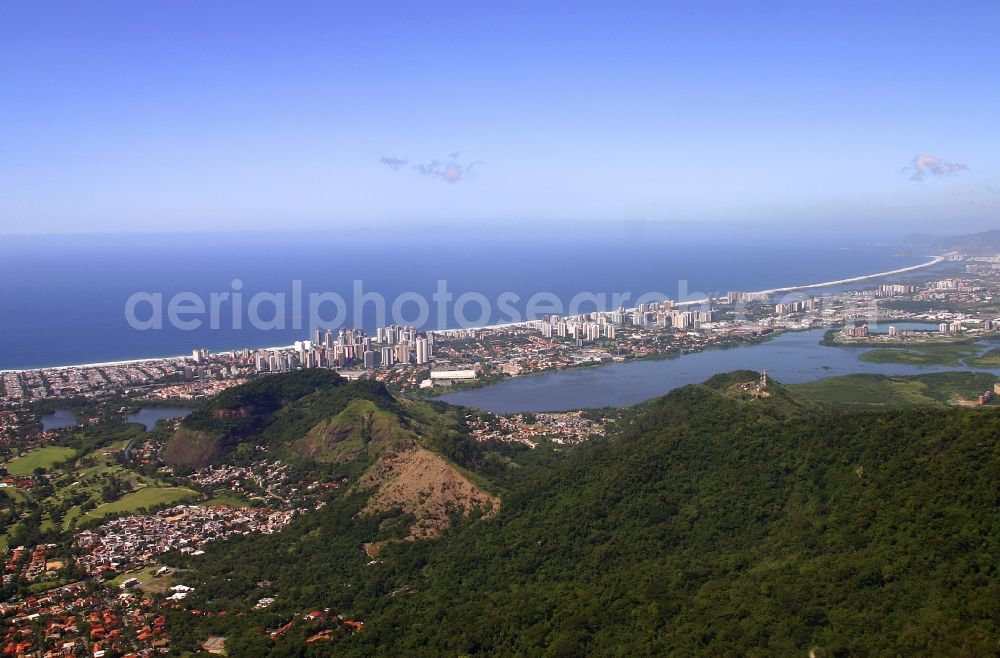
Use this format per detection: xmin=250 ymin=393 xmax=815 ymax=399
xmin=40 ymin=408 xmax=77 ymax=431
xmin=126 ymin=407 xmax=194 ymax=431
xmin=441 ymin=326 xmax=1000 ymax=412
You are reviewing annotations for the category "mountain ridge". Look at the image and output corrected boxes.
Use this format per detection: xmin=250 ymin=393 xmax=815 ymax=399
xmin=163 ymin=371 xmax=504 ymax=542
xmin=904 ymin=229 xmax=1000 ymax=254
xmin=165 ymin=372 xmax=1000 ymax=657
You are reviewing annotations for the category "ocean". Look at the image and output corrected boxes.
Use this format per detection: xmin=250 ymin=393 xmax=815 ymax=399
xmin=0 ymin=226 xmax=939 ymax=370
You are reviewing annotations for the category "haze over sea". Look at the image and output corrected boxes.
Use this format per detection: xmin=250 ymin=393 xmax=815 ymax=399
xmin=0 ymin=226 xmax=932 ymax=371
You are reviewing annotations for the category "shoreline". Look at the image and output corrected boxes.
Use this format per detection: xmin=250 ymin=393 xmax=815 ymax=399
xmin=752 ymin=254 xmax=946 ymax=295
xmin=673 ymin=254 xmax=946 ymax=306
xmin=0 ymin=345 xmax=298 ymax=376
xmin=0 ymin=254 xmax=946 ymax=374
xmin=423 ymin=327 xmax=787 ymax=401
xmin=431 ymin=253 xmax=946 ymax=326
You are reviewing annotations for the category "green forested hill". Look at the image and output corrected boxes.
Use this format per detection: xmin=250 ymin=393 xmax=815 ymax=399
xmin=162 ymin=371 xmax=480 ymax=470
xmin=164 ymin=370 xmax=370 ymax=467
xmin=791 ymin=371 xmax=999 ymax=408
xmin=169 ymin=373 xmax=1000 ymax=657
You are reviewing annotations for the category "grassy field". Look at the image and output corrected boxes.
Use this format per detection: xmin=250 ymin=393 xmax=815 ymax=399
xmin=83 ymin=486 xmax=199 ymax=521
xmin=791 ymin=372 xmax=998 ymax=408
xmin=858 ymin=343 xmax=985 ymax=366
xmin=62 ymin=505 xmax=84 ymax=531
xmin=966 ymin=347 xmax=1000 ymax=368
xmin=4 ymin=446 xmax=77 ymax=475
xmin=0 ymin=487 xmax=28 ymax=502
xmin=55 ymin=464 xmax=145 ymax=530
xmin=1 ymin=422 xmax=201 ymax=550
xmin=201 ymin=491 xmax=253 ymax=507
xmin=111 ymin=564 xmax=177 ymax=594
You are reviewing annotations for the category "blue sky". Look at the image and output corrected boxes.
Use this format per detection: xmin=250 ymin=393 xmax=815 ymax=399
xmin=1 ymin=1 xmax=998 ymax=234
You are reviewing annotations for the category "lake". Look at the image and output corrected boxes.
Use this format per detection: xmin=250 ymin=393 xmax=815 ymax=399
xmin=440 ymin=326 xmax=1000 ymax=412
xmin=126 ymin=407 xmax=195 ymax=431
xmin=40 ymin=408 xmax=77 ymax=430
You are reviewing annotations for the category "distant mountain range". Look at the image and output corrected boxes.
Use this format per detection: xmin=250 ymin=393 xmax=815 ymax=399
xmin=905 ymin=229 xmax=1000 ymax=254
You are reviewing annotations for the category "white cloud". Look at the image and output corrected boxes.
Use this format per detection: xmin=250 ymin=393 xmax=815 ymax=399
xmin=379 ymin=156 xmax=409 ymax=171
xmin=908 ymin=154 xmax=968 ymax=181
xmin=381 ymin=153 xmax=482 ymax=183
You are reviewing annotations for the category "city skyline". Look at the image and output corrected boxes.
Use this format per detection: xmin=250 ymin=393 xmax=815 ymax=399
xmin=2 ymin=1 xmax=999 ymax=235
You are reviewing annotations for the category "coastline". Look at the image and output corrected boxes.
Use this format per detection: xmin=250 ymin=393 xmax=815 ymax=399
xmin=431 ymin=253 xmax=946 ymax=327
xmin=0 ymin=345 xmax=298 ymax=376
xmin=751 ymin=254 xmax=946 ymax=295
xmin=674 ymin=254 xmax=946 ymax=306
xmin=0 ymin=254 xmax=946 ymax=374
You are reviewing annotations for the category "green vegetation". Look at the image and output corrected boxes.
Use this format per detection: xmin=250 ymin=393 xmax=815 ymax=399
xmin=161 ymin=371 xmax=537 ymax=495
xmin=966 ymin=347 xmax=1000 ymax=368
xmin=201 ymin=491 xmax=254 ymax=507
xmin=293 ymin=398 xmax=413 ymax=462
xmin=83 ymin=486 xmax=198 ymax=521
xmin=163 ymin=371 xmax=1000 ymax=657
xmin=859 ymin=342 xmax=986 ymax=366
xmin=111 ymin=564 xmax=177 ymax=594
xmin=0 ymin=420 xmax=199 ymax=563
xmin=110 ymin=564 xmax=162 ymax=586
xmin=163 ymin=370 xmax=391 ymax=468
xmin=877 ymin=299 xmax=946 ymax=313
xmin=4 ymin=446 xmax=77 ymax=475
xmin=792 ymin=371 xmax=998 ymax=408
